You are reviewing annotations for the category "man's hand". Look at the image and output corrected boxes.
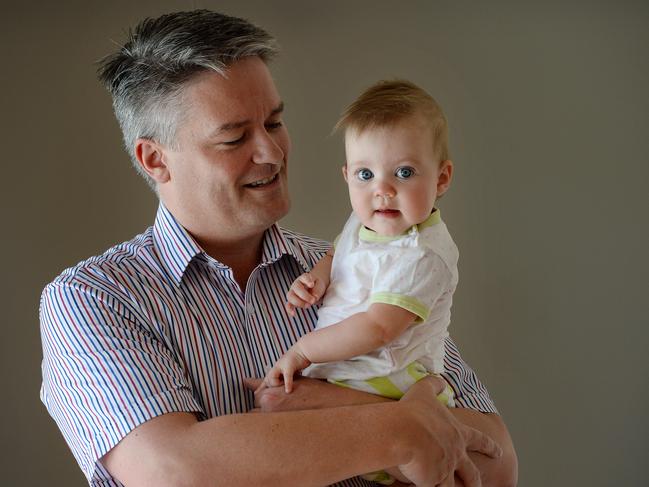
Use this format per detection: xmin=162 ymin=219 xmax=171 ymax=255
xmin=257 ymin=345 xmax=311 ymax=393
xmin=397 ymin=378 xmax=502 ymax=487
xmin=285 ymin=272 xmax=327 ymax=316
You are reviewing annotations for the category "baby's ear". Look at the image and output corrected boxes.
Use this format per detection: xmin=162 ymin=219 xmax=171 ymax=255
xmin=342 ymin=165 xmax=348 ymax=182
xmin=436 ymin=160 xmax=453 ymax=197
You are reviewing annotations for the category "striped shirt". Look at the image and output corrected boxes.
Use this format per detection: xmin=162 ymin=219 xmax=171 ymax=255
xmin=40 ymin=203 xmax=496 ymax=486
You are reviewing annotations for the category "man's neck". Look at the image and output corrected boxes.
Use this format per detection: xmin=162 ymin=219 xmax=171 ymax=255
xmin=199 ymin=233 xmax=265 ymax=291
xmin=159 ymin=198 xmax=267 ymax=290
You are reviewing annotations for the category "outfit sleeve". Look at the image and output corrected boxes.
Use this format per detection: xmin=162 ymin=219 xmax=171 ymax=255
xmin=369 ymin=248 xmax=452 ymax=322
xmin=39 ymin=278 xmax=203 ymax=484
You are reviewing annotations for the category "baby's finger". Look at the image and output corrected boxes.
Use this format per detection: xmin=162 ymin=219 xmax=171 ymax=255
xmin=265 ymin=369 xmax=283 ymax=388
xmin=297 ymin=273 xmax=316 ymax=288
xmin=285 ymin=301 xmax=296 ymax=316
xmin=284 ymin=369 xmax=294 ymax=393
xmin=287 ymin=289 xmax=313 ymax=309
xmin=254 ymin=380 xmax=268 ymax=394
xmin=291 ymin=283 xmax=317 ymax=304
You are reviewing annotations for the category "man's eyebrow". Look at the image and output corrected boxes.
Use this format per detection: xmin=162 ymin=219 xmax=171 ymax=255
xmin=214 ymin=120 xmax=249 ymax=135
xmin=270 ymin=102 xmax=285 ymax=117
xmin=212 ymin=102 xmax=285 ymax=136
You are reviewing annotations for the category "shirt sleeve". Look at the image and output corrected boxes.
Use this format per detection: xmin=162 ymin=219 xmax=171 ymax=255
xmin=442 ymin=336 xmax=499 ymax=413
xmin=39 ymin=277 xmax=203 ymax=484
xmin=369 ymin=248 xmax=452 ymax=322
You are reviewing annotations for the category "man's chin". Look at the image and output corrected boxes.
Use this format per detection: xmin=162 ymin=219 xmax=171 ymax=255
xmin=272 ymin=198 xmax=291 ymax=223
xmin=249 ymin=198 xmax=290 ymax=227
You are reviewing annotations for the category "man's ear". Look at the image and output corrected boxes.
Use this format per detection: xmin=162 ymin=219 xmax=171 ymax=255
xmin=436 ymin=160 xmax=453 ymax=197
xmin=342 ymin=165 xmax=348 ymax=183
xmin=134 ymin=138 xmax=171 ymax=184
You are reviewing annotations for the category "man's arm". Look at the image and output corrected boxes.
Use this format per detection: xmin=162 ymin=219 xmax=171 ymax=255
xmin=102 ymin=378 xmax=502 ymax=487
xmin=247 ymin=377 xmax=517 ymax=487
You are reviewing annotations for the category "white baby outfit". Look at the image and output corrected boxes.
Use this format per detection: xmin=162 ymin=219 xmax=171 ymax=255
xmin=303 ymin=209 xmax=459 ymax=390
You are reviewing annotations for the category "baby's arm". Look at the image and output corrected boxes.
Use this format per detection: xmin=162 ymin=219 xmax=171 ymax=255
xmin=285 ymin=247 xmax=334 ymax=316
xmin=261 ymin=303 xmax=416 ymax=393
xmin=298 ymin=303 xmax=416 ymax=363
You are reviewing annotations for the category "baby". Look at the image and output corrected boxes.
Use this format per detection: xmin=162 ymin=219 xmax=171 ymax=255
xmin=261 ymin=79 xmax=458 ymax=484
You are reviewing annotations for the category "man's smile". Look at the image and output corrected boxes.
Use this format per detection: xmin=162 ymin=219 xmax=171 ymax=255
xmin=245 ymin=172 xmax=280 ymax=188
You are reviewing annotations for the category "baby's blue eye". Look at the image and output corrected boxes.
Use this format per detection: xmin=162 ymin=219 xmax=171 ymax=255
xmin=395 ymin=166 xmax=415 ymax=179
xmin=357 ymin=169 xmax=374 ymax=181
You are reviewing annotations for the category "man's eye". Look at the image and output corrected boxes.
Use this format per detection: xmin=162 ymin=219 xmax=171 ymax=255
xmin=266 ymin=121 xmax=283 ymax=131
xmin=395 ymin=166 xmax=415 ymax=179
xmin=356 ymin=169 xmax=374 ymax=181
xmin=222 ymin=134 xmax=245 ymax=146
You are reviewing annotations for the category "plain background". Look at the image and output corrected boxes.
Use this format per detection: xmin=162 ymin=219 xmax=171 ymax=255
xmin=2 ymin=1 xmax=647 ymax=485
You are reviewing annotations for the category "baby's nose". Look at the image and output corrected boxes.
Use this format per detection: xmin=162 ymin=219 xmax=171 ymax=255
xmin=374 ymin=181 xmax=395 ymax=199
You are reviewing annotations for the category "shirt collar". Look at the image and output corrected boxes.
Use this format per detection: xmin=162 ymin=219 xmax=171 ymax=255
xmin=260 ymin=223 xmax=311 ymax=273
xmin=153 ymin=203 xmax=310 ymax=285
xmin=153 ymin=203 xmax=203 ymax=286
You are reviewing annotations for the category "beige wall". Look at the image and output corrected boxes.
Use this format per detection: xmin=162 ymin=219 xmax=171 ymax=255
xmin=3 ymin=1 xmax=647 ymax=485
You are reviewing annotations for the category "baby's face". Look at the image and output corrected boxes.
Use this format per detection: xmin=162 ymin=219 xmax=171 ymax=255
xmin=343 ymin=114 xmax=452 ymax=236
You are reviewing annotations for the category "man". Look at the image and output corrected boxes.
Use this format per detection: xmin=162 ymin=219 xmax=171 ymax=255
xmin=40 ymin=10 xmax=517 ymax=486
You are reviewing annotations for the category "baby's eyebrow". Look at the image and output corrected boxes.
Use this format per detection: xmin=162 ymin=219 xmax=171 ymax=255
xmin=346 ymin=161 xmax=366 ymax=169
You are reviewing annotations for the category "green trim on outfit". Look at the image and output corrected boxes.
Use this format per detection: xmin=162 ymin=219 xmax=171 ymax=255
xmin=333 ymin=233 xmax=341 ymax=249
xmin=358 ymin=226 xmax=404 ymax=242
xmin=406 ymin=361 xmax=430 ymax=382
xmin=416 ymin=208 xmax=441 ymax=230
xmin=364 ymin=376 xmax=406 ymax=400
xmin=358 ymin=209 xmax=442 ymax=242
xmin=370 ymin=292 xmax=430 ymax=322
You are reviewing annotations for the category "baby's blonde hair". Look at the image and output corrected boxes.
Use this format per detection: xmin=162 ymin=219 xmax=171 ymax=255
xmin=335 ymin=79 xmax=449 ymax=162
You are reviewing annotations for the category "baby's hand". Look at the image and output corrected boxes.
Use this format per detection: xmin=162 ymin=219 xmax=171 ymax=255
xmin=285 ymin=272 xmax=326 ymax=316
xmin=257 ymin=346 xmax=311 ymax=394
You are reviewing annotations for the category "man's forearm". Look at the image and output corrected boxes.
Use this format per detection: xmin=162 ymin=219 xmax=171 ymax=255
xmin=104 ymin=378 xmax=503 ymax=487
xmin=252 ymin=378 xmax=517 ymax=487
xmin=103 ymin=403 xmax=411 ymax=487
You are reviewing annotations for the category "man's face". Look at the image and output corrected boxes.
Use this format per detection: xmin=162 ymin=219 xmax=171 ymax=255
xmin=158 ymin=57 xmax=291 ymax=244
xmin=343 ymin=114 xmax=451 ymax=236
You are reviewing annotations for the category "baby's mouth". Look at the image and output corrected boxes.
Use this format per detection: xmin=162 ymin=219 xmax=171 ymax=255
xmin=375 ymin=209 xmax=401 ymax=217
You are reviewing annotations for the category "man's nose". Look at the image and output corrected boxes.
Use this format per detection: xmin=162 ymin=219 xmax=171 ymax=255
xmin=252 ymin=131 xmax=284 ymax=165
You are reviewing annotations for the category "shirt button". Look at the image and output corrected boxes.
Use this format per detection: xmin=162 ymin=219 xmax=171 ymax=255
xmin=246 ymin=303 xmax=255 ymax=314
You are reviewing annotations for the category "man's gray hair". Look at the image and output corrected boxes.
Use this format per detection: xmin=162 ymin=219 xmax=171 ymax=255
xmin=97 ymin=10 xmax=278 ymax=188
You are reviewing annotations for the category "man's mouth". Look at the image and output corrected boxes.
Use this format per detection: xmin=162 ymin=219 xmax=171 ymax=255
xmin=245 ymin=173 xmax=279 ymax=188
